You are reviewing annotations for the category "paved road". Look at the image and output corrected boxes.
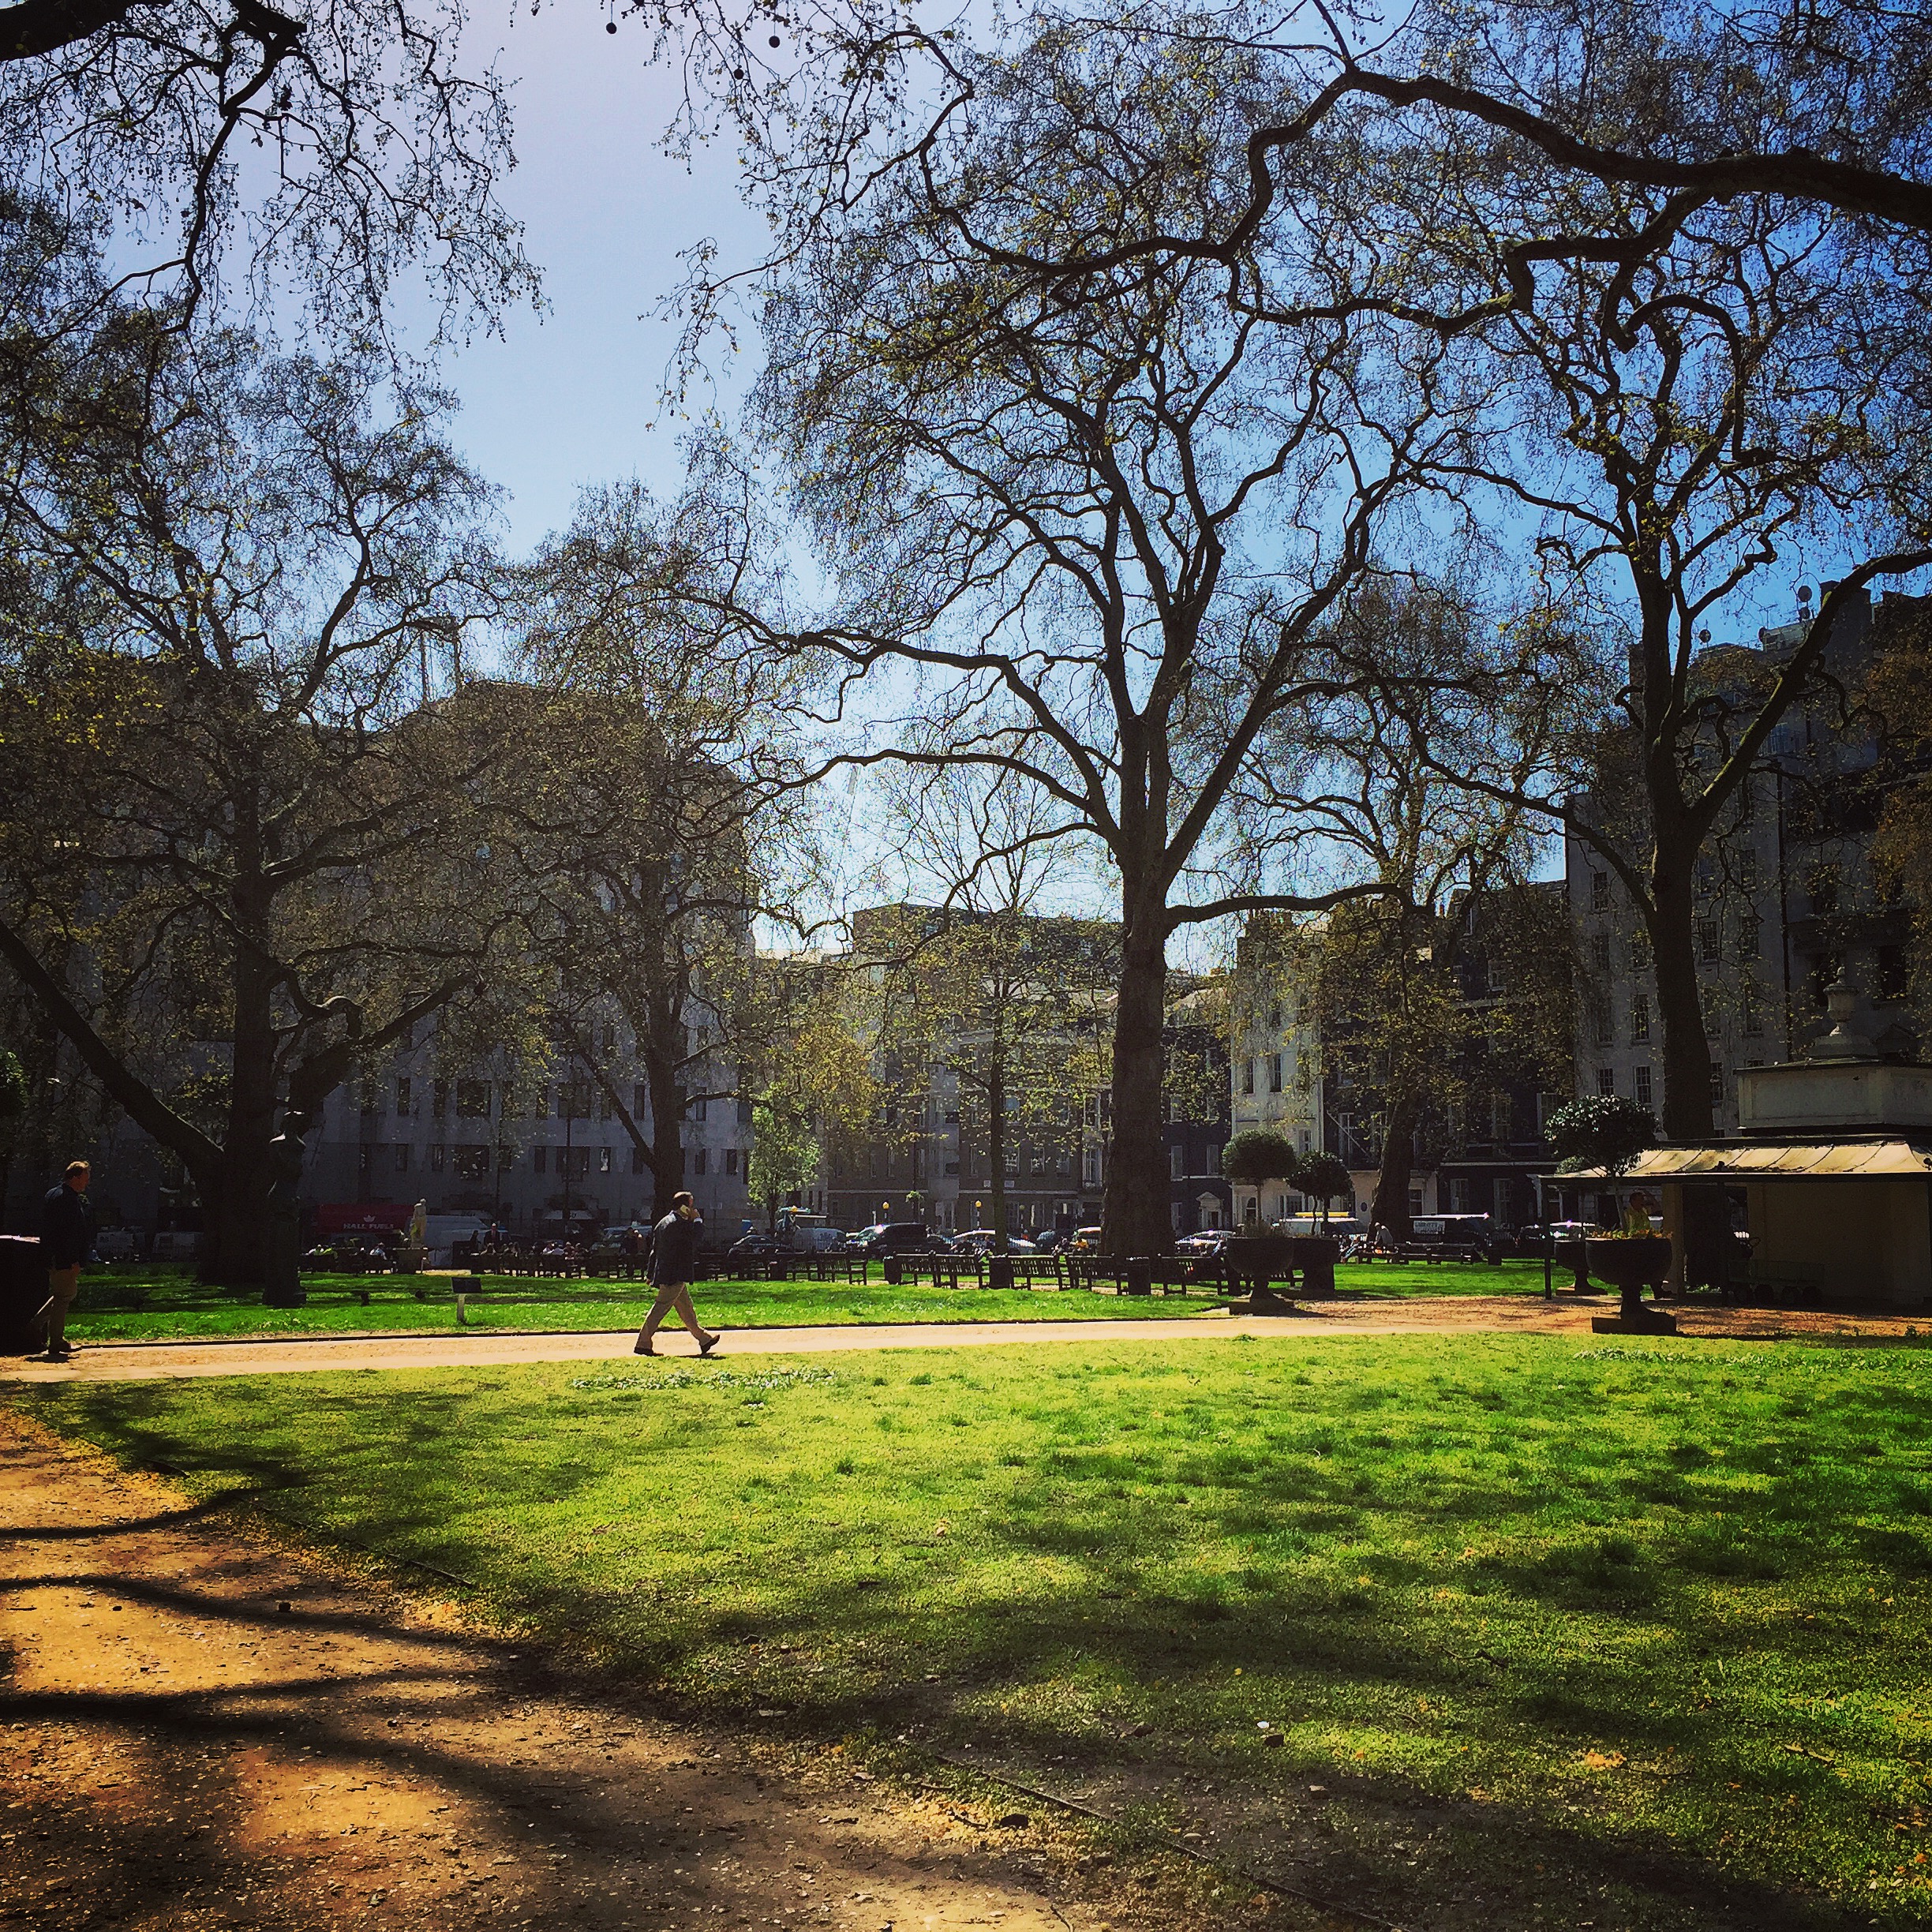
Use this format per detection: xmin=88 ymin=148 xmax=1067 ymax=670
xmin=2 ymin=1293 xmax=1914 ymax=1383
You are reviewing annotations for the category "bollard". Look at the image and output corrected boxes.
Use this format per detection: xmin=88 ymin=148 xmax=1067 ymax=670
xmin=455 ymin=1294 xmax=469 ymax=1325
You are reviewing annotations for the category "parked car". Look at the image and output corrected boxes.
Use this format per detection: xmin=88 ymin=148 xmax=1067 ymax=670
xmin=849 ymin=1222 xmax=938 ymax=1259
xmin=725 ymin=1233 xmax=799 ymax=1268
xmin=951 ymin=1230 xmax=1039 ymax=1256
xmin=1066 ymin=1225 xmax=1104 ymax=1252
xmin=1174 ymin=1228 xmax=1231 ymax=1258
xmin=1405 ymin=1214 xmax=1505 ymax=1263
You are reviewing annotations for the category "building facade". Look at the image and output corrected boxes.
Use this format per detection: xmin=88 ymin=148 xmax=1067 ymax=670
xmin=1567 ymin=589 xmax=1920 ymax=1138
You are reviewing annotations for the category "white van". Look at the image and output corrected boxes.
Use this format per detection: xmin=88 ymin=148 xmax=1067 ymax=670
xmin=424 ymin=1214 xmax=489 ymax=1266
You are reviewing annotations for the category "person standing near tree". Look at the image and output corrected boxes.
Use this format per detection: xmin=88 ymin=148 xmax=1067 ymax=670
xmin=38 ymin=1160 xmax=94 ymax=1362
xmin=634 ymin=1192 xmax=720 ymax=1357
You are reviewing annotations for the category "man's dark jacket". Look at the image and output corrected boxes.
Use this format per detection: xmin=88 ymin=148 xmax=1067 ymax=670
xmin=41 ymin=1184 xmax=95 ymax=1268
xmin=648 ymin=1210 xmax=703 ymax=1286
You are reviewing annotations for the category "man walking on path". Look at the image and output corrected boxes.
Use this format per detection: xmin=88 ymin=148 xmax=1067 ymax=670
xmin=635 ymin=1191 xmax=720 ymax=1357
xmin=38 ymin=1160 xmax=95 ymax=1362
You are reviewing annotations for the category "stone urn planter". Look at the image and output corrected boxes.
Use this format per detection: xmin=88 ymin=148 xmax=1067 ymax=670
xmin=1225 ymin=1234 xmax=1296 ymax=1312
xmin=1585 ymin=1234 xmax=1678 ymax=1333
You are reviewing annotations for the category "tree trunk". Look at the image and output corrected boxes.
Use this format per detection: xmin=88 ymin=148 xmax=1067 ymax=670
xmin=987 ymin=1032 xmax=1008 ymax=1252
xmin=1368 ymin=1089 xmax=1419 ymax=1237
xmin=1646 ymin=836 xmax=1715 ymax=1142
xmin=645 ymin=1023 xmax=686 ymax=1221
xmin=1102 ymin=878 xmax=1170 ymax=1258
xmin=200 ymin=852 xmax=279 ymax=1286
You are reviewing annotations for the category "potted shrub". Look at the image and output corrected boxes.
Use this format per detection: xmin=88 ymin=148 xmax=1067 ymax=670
xmin=1290 ymin=1150 xmax=1352 ymax=1294
xmin=1546 ymin=1095 xmax=1672 ymax=1322
xmin=1220 ymin=1129 xmax=1300 ymax=1308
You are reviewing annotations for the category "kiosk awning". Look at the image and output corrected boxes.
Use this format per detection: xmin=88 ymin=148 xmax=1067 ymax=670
xmin=1564 ymin=1142 xmax=1932 ymax=1182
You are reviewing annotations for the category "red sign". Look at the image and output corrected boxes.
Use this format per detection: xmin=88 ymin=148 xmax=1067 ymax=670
xmin=313 ymin=1202 xmax=414 ymax=1235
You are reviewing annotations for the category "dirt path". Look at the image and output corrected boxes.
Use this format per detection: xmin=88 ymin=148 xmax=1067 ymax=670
xmin=3 ymin=1411 xmax=1285 ymax=1932
xmin=2 ymin=1294 xmax=1923 ymax=1385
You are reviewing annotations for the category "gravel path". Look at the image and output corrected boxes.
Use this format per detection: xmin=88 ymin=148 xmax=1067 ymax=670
xmin=0 ymin=1413 xmax=1214 ymax=1932
xmin=2 ymin=1294 xmax=1920 ymax=1384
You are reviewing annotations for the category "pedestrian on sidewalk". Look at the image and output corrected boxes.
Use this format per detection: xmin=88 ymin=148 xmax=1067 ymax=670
xmin=634 ymin=1191 xmax=719 ymax=1357
xmin=38 ymin=1159 xmax=95 ymax=1362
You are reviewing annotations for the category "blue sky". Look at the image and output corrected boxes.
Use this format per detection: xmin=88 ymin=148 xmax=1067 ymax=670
xmin=418 ymin=5 xmax=766 ymax=553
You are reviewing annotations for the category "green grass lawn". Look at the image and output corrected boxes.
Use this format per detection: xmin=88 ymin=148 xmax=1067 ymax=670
xmin=59 ymin=1257 xmax=1557 ymax=1343
xmin=20 ymin=1330 xmax=1932 ymax=1928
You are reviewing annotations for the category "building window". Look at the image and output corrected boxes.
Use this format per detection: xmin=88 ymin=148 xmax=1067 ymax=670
xmin=1241 ymin=1058 xmax=1256 ymax=1095
xmin=1695 ymin=856 xmax=1718 ymax=896
xmin=456 ymin=1079 xmax=490 ymax=1118
xmin=1631 ymin=995 xmax=1650 ymax=1043
xmin=1407 ymin=1186 xmax=1425 ymax=1215
xmin=498 ymin=1144 xmax=513 ymax=1171
xmin=1597 ymin=1068 xmax=1616 ymax=1096
xmin=455 ymin=1145 xmax=490 ymax=1181
xmin=534 ymin=1145 xmax=547 ymax=1174
xmin=594 ymin=1084 xmax=612 ymax=1121
xmin=1590 ymin=932 xmax=1612 ymax=974
xmin=559 ymin=1082 xmax=591 ymax=1120
xmin=1634 ymin=1066 xmax=1652 ymax=1107
xmin=738 ymin=1098 xmax=754 ymax=1125
xmin=1171 ymin=1145 xmax=1184 ymax=1179
xmin=1878 ymin=946 xmax=1909 ymax=1001
xmin=432 ymin=1079 xmax=447 ymax=1120
xmin=1742 ymin=986 xmax=1763 ymax=1036
xmin=1266 ymin=1053 xmax=1283 ymax=1093
xmin=1056 ymin=1151 xmax=1071 ymax=1176
xmin=1709 ymin=1063 xmax=1724 ymax=1106
xmin=1084 ymin=1148 xmax=1101 ymax=1186
xmin=358 ymin=1144 xmax=374 ymax=1175
xmin=1698 ymin=916 xmax=1720 ymax=963
xmin=394 ymin=1144 xmax=410 ymax=1173
xmin=1631 ymin=927 xmax=1653 ymax=969
xmin=1590 ymin=871 xmax=1610 ymax=911
xmin=431 ymin=1144 xmax=444 ymax=1172
xmin=724 ymin=1148 xmax=738 ymax=1176
xmin=695 ymin=1148 xmax=708 ymax=1175
xmin=1591 ymin=999 xmax=1614 ymax=1047
xmin=691 ymin=1097 xmax=707 ymax=1122
xmin=599 ymin=1147 xmax=612 ymax=1174
xmin=395 ymin=1076 xmax=412 ymax=1117
xmin=1005 ymin=1148 xmax=1020 ymax=1175
xmin=1738 ymin=848 xmax=1758 ymax=890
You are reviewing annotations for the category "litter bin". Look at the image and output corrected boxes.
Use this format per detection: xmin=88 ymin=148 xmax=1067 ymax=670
xmin=882 ymin=1254 xmax=903 ymax=1285
xmin=0 ymin=1236 xmax=46 ymax=1354
xmin=1290 ymin=1236 xmax=1339 ymax=1297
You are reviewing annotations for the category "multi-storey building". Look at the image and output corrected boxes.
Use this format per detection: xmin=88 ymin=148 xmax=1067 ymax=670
xmin=1228 ymin=927 xmax=1336 ymax=1222
xmin=296 ymin=1009 xmax=755 ymax=1238
xmin=821 ymin=904 xmax=1230 ymax=1237
xmin=1567 ymin=588 xmax=1920 ymax=1136
xmin=1229 ymin=890 xmax=1571 ymax=1229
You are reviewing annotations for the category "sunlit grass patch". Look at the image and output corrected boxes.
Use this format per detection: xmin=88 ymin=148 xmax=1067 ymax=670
xmin=21 ymin=1329 xmax=1932 ymax=1925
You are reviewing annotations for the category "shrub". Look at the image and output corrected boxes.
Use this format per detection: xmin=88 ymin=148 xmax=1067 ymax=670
xmin=1546 ymin=1095 xmax=1657 ymax=1181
